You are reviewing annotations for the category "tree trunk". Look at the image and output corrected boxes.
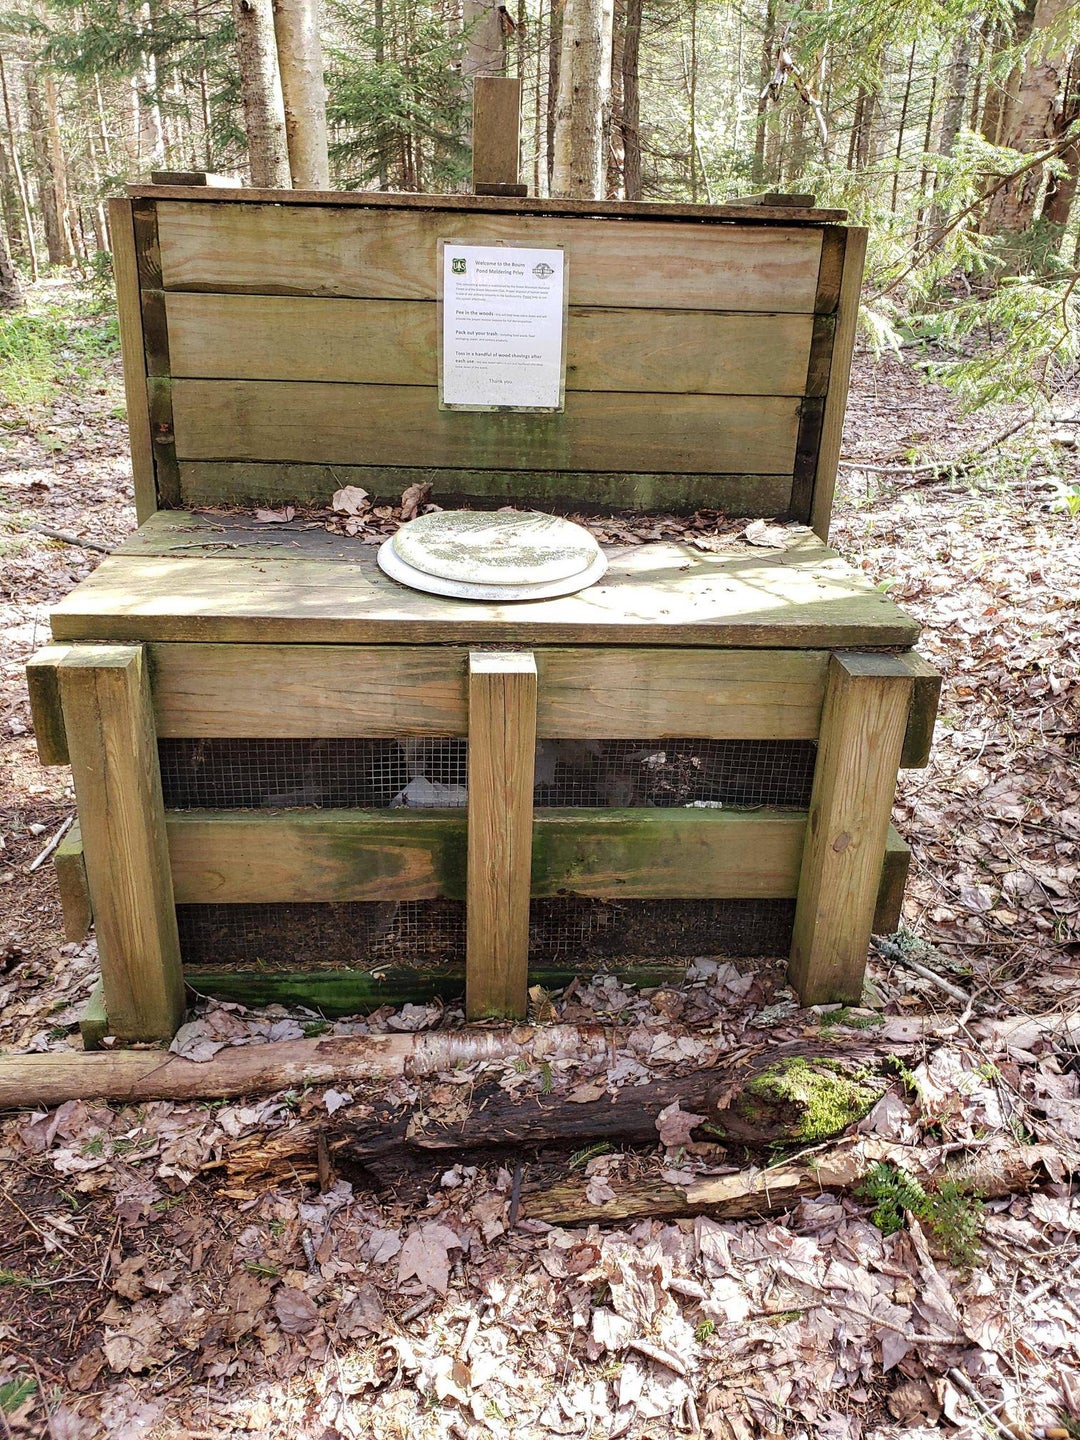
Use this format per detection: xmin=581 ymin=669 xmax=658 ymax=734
xmin=24 ymin=65 xmax=67 ymax=265
xmin=606 ymin=0 xmax=624 ymax=197
xmin=232 ymin=0 xmax=292 ymax=187
xmin=930 ymin=32 xmax=974 ymax=231
xmin=545 ymin=0 xmax=561 ymax=193
xmin=1040 ymin=133 xmax=1080 ymax=229
xmin=42 ymin=69 xmax=75 ymax=261
xmin=751 ymin=0 xmax=775 ymax=188
xmin=984 ymin=0 xmax=1068 ymax=235
xmin=463 ymin=0 xmax=506 ymax=78
xmin=0 ymin=213 xmax=23 ymax=309
xmin=620 ymin=0 xmax=641 ymax=199
xmin=0 ymin=118 xmax=25 ymax=259
xmin=273 ymin=0 xmax=330 ymax=187
xmin=551 ymin=0 xmax=614 ymax=198
xmin=891 ymin=39 xmax=917 ymax=213
xmin=134 ymin=4 xmax=166 ymax=169
xmin=0 ymin=53 xmax=37 ymax=280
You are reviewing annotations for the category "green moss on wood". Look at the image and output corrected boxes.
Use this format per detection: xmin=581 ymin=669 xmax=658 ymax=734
xmin=722 ymin=1056 xmax=881 ymax=1143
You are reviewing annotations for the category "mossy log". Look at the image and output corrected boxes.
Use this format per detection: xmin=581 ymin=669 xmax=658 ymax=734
xmin=328 ymin=1043 xmax=908 ymax=1165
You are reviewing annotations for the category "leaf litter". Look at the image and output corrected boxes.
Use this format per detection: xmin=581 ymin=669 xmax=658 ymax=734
xmin=1 ymin=294 xmax=1080 ymax=1436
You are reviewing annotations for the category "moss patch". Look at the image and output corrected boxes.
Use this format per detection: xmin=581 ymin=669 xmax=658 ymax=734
xmin=730 ymin=1057 xmax=882 ymax=1142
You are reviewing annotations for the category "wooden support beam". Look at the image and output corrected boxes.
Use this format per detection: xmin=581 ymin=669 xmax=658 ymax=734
xmin=874 ymin=826 xmax=910 ymax=935
xmin=467 ymin=651 xmax=537 ymax=1020
xmin=897 ymin=652 xmax=941 ymax=768
xmin=57 ymin=645 xmax=185 ymax=1042
xmin=54 ymin=821 xmax=92 ymax=941
xmin=79 ymin=980 xmax=109 ymax=1050
xmin=25 ymin=644 xmax=71 ymax=764
xmin=472 ymin=77 xmax=525 ymax=196
xmin=108 ymin=198 xmax=157 ymax=523
xmin=788 ymin=653 xmax=914 ymax=1006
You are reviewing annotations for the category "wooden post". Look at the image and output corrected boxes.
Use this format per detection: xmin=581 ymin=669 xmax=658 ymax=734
xmin=789 ymin=653 xmax=914 ymax=1006
xmin=58 ymin=645 xmax=186 ymax=1042
xmin=472 ymin=76 xmax=526 ymax=196
xmin=466 ymin=650 xmax=537 ymax=1019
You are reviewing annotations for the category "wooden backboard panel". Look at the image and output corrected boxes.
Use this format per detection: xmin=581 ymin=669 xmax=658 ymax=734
xmin=116 ymin=188 xmax=865 ymax=530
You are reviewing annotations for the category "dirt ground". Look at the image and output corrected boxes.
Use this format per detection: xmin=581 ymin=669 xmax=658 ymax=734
xmin=1 ymin=282 xmax=1079 ymax=1439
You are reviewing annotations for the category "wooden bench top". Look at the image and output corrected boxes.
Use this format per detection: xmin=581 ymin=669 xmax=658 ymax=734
xmin=49 ymin=513 xmax=920 ymax=649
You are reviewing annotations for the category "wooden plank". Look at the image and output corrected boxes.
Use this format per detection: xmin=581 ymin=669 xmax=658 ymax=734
xmin=788 ymin=653 xmax=914 ymax=1006
xmin=58 ymin=645 xmax=186 ymax=1041
xmin=50 ymin=526 xmax=923 ymax=650
xmin=146 ymin=375 xmax=180 ymax=507
xmin=149 ymin=170 xmax=241 ymax=187
xmin=149 ymin=643 xmax=827 ymax=740
xmin=897 ymin=652 xmax=941 ymax=769
xmin=177 ymin=462 xmax=795 ymax=515
xmin=151 ymin=644 xmax=470 ymax=736
xmin=467 ymin=652 xmax=537 ymax=1020
xmin=79 ymin=979 xmax=109 ymax=1050
xmin=810 ymin=225 xmax=867 ymax=541
xmin=171 ymin=381 xmax=802 ymax=475
xmin=165 ymin=293 xmax=815 ymax=397
xmin=473 ymin=76 xmax=522 ymax=189
xmin=26 ymin=644 xmax=71 ymax=765
xmin=183 ymin=961 xmax=687 ymax=1016
xmin=156 ymin=202 xmax=826 ymax=311
xmin=54 ymin=821 xmax=92 ymax=942
xmin=539 ymin=649 xmax=827 ymax=738
xmin=532 ymin=809 xmax=804 ymax=898
xmin=133 ymin=183 xmax=848 ymax=223
xmin=108 ymin=197 xmax=157 ymax=523
xmin=874 ymin=826 xmax=911 ymax=935
xmin=168 ymin=811 xmax=468 ymax=903
xmin=165 ymin=808 xmax=807 ymax=903
xmin=731 ymin=191 xmax=816 ymax=207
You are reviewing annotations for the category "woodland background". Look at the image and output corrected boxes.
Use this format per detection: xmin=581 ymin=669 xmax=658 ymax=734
xmin=0 ymin=0 xmax=1079 ymax=413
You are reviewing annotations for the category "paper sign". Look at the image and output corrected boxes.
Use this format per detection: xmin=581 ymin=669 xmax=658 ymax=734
xmin=440 ymin=243 xmax=566 ymax=410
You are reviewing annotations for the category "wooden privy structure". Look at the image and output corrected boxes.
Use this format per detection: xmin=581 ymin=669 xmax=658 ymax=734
xmin=27 ymin=166 xmax=939 ymax=1045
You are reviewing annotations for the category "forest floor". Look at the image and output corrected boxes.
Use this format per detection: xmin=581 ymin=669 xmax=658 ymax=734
xmin=1 ymin=280 xmax=1079 ymax=1440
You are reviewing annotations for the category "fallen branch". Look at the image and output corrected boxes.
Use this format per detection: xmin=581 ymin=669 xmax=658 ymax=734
xmin=520 ymin=1136 xmax=1054 ymax=1225
xmin=334 ymin=1043 xmax=910 ymax=1160
xmin=0 ymin=1024 xmax=609 ymax=1111
xmin=26 ymin=815 xmax=74 ymax=873
xmin=28 ymin=524 xmax=112 ymax=554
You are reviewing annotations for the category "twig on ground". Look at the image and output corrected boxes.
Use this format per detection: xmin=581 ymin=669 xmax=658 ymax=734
xmin=26 ymin=815 xmax=73 ymax=873
xmin=946 ymin=1365 xmax=1017 ymax=1440
xmin=872 ymin=937 xmax=972 ymax=1006
xmin=28 ymin=524 xmax=112 ymax=554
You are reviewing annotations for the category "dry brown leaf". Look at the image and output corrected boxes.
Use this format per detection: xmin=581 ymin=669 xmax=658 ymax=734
xmin=274 ymin=1286 xmax=320 ymax=1335
xmin=332 ymin=484 xmax=371 ymax=516
xmin=656 ymin=1099 xmax=707 ymax=1147
xmin=253 ymin=506 xmax=296 ymax=523
xmin=400 ymin=482 xmax=432 ymax=520
xmin=743 ymin=519 xmax=789 ymax=549
xmin=397 ymin=1222 xmax=461 ymax=1295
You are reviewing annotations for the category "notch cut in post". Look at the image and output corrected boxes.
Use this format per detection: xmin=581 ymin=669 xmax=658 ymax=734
xmin=472 ymin=76 xmax=526 ymax=196
xmin=789 ymin=653 xmax=914 ymax=1006
xmin=467 ymin=650 xmax=537 ymax=1019
xmin=57 ymin=644 xmax=185 ymax=1042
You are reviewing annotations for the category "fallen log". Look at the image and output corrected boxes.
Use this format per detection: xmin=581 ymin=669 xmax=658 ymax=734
xmin=520 ymin=1136 xmax=1055 ymax=1224
xmin=338 ymin=1044 xmax=906 ymax=1160
xmin=206 ymin=1042 xmax=922 ymax=1188
xmin=0 ymin=1024 xmax=609 ymax=1110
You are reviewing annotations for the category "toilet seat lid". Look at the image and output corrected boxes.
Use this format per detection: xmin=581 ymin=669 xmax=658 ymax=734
xmin=389 ymin=509 xmax=601 ymax=587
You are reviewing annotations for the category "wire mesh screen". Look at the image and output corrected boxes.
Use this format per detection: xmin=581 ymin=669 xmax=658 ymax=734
xmin=178 ymin=896 xmax=796 ymax=973
xmin=159 ymin=738 xmax=817 ymax=810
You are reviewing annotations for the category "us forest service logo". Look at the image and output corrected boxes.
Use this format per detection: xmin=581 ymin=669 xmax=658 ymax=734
xmin=451 ymin=257 xmax=467 ymax=275
xmin=533 ymin=262 xmax=555 ymax=278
